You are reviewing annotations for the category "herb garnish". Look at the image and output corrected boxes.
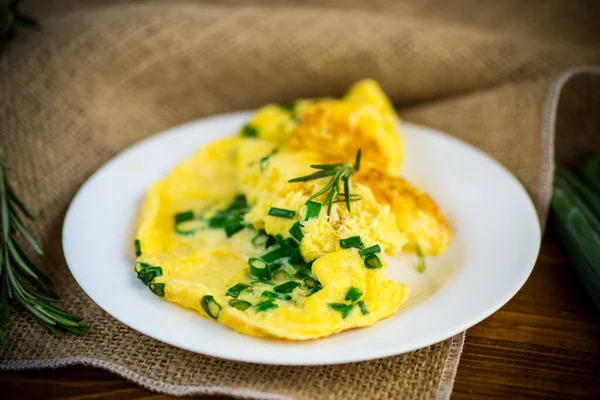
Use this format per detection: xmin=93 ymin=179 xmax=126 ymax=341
xmin=255 ymin=299 xmax=278 ymax=312
xmin=201 ymin=295 xmax=221 ymax=319
xmin=357 ymin=300 xmax=369 ymax=315
xmin=240 ymin=123 xmax=258 ymax=138
xmin=415 ymin=242 xmax=426 ymax=273
xmin=289 ymin=150 xmax=363 ymax=215
xmin=226 ymin=283 xmax=251 ymax=299
xmin=0 ymin=158 xmax=88 ymax=345
xmin=268 ymin=207 xmax=295 ymax=219
xmin=229 ymin=299 xmax=251 ymax=311
xmin=289 ymin=221 xmax=304 ymax=241
xmin=345 ymin=286 xmax=363 ymax=302
xmin=134 ymin=239 xmax=142 ymax=257
xmin=340 ymin=235 xmax=364 ymax=249
xmin=363 ymin=254 xmax=383 ymax=269
xmin=359 ymin=244 xmax=381 ymax=257
xmin=328 ymin=303 xmax=354 ymax=319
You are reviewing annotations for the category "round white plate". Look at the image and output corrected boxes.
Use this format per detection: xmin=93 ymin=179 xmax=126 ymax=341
xmin=63 ymin=111 xmax=541 ymax=365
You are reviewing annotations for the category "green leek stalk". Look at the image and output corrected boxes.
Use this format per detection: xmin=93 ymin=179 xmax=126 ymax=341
xmin=552 ymin=163 xmax=600 ymax=310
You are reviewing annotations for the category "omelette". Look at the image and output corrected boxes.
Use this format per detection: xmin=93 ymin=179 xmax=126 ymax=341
xmin=133 ymin=79 xmax=452 ymax=340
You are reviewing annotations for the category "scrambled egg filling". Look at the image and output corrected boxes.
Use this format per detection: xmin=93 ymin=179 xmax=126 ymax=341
xmin=134 ymin=79 xmax=451 ymax=340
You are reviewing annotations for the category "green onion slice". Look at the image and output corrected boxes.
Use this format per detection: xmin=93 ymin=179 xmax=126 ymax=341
xmin=251 ymin=280 xmax=275 ymax=286
xmin=328 ymin=303 xmax=354 ymax=319
xmin=134 ymin=239 xmax=142 ymax=257
xmin=364 ymin=254 xmax=383 ymax=269
xmin=251 ymin=230 xmax=276 ymax=248
xmin=415 ymin=242 xmax=426 ymax=273
xmin=224 ymin=219 xmax=245 ymax=237
xmin=272 ymin=269 xmax=291 ymax=281
xmin=137 ymin=265 xmax=163 ymax=286
xmin=359 ymin=244 xmax=381 ymax=257
xmin=357 ymin=300 xmax=369 ymax=315
xmin=229 ymin=299 xmax=251 ymax=311
xmin=261 ymin=290 xmax=291 ymax=301
xmin=226 ymin=283 xmax=250 ymax=298
xmin=345 ymin=286 xmax=363 ymax=302
xmin=340 ymin=236 xmax=364 ymax=249
xmin=201 ymin=295 xmax=222 ymax=319
xmin=249 ymin=258 xmax=271 ymax=280
xmin=175 ymin=210 xmax=195 ymax=224
xmin=261 ymin=247 xmax=289 ymax=263
xmin=255 ymin=300 xmax=278 ymax=312
xmin=274 ymin=233 xmax=287 ymax=248
xmin=268 ymin=207 xmax=296 ymax=219
xmin=303 ymin=201 xmax=322 ymax=220
xmin=303 ymin=276 xmax=323 ymax=295
xmin=289 ymin=221 xmax=304 ymax=241
xmin=149 ymin=283 xmax=165 ymax=297
xmin=274 ymin=281 xmax=301 ymax=294
xmin=241 ymin=124 xmax=258 ymax=137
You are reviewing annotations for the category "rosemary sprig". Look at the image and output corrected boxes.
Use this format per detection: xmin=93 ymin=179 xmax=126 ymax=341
xmin=289 ymin=150 xmax=362 ymax=215
xmin=0 ymin=157 xmax=88 ymax=346
xmin=0 ymin=0 xmax=40 ymax=41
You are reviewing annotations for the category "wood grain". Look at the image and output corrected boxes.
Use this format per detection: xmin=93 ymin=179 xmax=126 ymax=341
xmin=1 ymin=225 xmax=599 ymax=399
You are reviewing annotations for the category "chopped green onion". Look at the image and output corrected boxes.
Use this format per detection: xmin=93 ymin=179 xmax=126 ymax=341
xmin=286 ymin=237 xmax=304 ymax=265
xmin=303 ymin=276 xmax=323 ymax=295
xmin=274 ymin=233 xmax=287 ymax=248
xmin=261 ymin=247 xmax=289 ymax=263
xmin=340 ymin=236 xmax=364 ymax=249
xmin=328 ymin=303 xmax=353 ymax=319
xmin=286 ymin=237 xmax=300 ymax=250
xmin=229 ymin=299 xmax=251 ymax=311
xmin=261 ymin=290 xmax=291 ymax=301
xmin=257 ymin=149 xmax=278 ymax=172
xmin=303 ymin=201 xmax=322 ymax=220
xmin=201 ymin=295 xmax=222 ymax=319
xmin=134 ymin=239 xmax=142 ymax=257
xmin=289 ymin=221 xmax=304 ymax=241
xmin=274 ymin=281 xmax=301 ymax=294
xmin=357 ymin=300 xmax=369 ymax=315
xmin=272 ymin=270 xmax=291 ymax=281
xmin=364 ymin=254 xmax=383 ymax=269
xmin=149 ymin=283 xmax=165 ymax=297
xmin=251 ymin=280 xmax=275 ymax=286
xmin=255 ymin=300 xmax=278 ymax=312
xmin=268 ymin=207 xmax=296 ymax=219
xmin=175 ymin=211 xmax=195 ymax=224
xmin=359 ymin=244 xmax=381 ymax=257
xmin=136 ymin=265 xmax=163 ymax=286
xmin=345 ymin=286 xmax=363 ymax=302
xmin=226 ymin=283 xmax=250 ymax=298
xmin=175 ymin=218 xmax=205 ymax=236
xmin=241 ymin=124 xmax=258 ymax=138
xmin=224 ymin=219 xmax=245 ymax=237
xmin=134 ymin=261 xmax=148 ymax=273
xmin=252 ymin=230 xmax=276 ymax=247
xmin=249 ymin=258 xmax=271 ymax=281
xmin=228 ymin=194 xmax=249 ymax=211
xmin=293 ymin=269 xmax=310 ymax=279
xmin=415 ymin=242 xmax=426 ymax=273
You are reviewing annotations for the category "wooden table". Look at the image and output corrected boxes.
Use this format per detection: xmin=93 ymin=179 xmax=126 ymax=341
xmin=2 ymin=226 xmax=600 ymax=399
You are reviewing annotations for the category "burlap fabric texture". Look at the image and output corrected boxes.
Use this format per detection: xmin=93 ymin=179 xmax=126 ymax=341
xmin=0 ymin=1 xmax=599 ymax=399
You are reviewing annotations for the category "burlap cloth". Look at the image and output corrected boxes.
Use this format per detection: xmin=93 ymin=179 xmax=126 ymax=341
xmin=0 ymin=1 xmax=599 ymax=398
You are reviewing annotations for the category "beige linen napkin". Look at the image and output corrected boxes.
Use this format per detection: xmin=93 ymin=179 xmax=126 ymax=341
xmin=1 ymin=1 xmax=599 ymax=398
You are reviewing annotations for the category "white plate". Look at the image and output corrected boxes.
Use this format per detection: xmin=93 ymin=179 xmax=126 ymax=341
xmin=63 ymin=112 xmax=541 ymax=365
